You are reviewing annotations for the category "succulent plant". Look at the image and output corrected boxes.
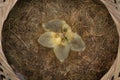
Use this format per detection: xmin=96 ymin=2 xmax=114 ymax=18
xmin=38 ymin=19 xmax=85 ymax=62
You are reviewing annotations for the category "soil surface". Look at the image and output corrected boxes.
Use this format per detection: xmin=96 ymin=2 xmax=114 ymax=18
xmin=2 ymin=0 xmax=119 ymax=80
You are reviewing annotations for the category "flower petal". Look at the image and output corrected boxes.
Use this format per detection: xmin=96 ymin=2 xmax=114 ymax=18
xmin=42 ymin=20 xmax=66 ymax=32
xmin=38 ymin=32 xmax=61 ymax=48
xmin=54 ymin=44 xmax=70 ymax=62
xmin=70 ymin=33 xmax=86 ymax=52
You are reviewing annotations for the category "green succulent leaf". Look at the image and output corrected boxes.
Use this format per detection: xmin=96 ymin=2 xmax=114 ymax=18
xmin=38 ymin=32 xmax=59 ymax=48
xmin=62 ymin=23 xmax=71 ymax=32
xmin=70 ymin=33 xmax=86 ymax=52
xmin=42 ymin=19 xmax=66 ymax=32
xmin=54 ymin=44 xmax=70 ymax=62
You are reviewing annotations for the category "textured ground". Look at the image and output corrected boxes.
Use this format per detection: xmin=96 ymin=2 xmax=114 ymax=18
xmin=2 ymin=0 xmax=119 ymax=80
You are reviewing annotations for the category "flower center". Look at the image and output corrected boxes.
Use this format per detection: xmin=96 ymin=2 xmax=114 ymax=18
xmin=51 ymin=23 xmax=74 ymax=46
xmin=55 ymin=32 xmax=69 ymax=46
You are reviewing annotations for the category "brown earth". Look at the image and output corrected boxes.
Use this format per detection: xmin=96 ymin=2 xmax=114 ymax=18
xmin=2 ymin=0 xmax=119 ymax=80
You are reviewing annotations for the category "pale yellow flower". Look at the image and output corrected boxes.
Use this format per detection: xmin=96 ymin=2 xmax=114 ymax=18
xmin=38 ymin=19 xmax=85 ymax=62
